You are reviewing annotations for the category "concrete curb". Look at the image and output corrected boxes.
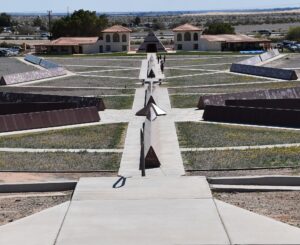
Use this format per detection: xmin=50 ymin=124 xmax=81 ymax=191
xmin=208 ymin=175 xmax=300 ymax=186
xmin=0 ymin=181 xmax=77 ymax=193
xmin=211 ymin=184 xmax=300 ymax=192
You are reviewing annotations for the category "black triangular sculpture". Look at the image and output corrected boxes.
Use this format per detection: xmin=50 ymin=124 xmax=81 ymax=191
xmin=145 ymin=146 xmax=161 ymax=169
xmin=148 ymin=69 xmax=156 ymax=78
xmin=138 ymin=31 xmax=167 ymax=53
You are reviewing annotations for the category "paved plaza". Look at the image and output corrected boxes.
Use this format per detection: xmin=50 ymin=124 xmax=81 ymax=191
xmin=0 ymin=53 xmax=300 ymax=244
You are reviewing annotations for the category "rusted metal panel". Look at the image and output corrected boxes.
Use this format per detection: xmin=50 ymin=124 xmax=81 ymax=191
xmin=0 ymin=102 xmax=77 ymax=115
xmin=225 ymin=99 xmax=300 ymax=109
xmin=198 ymin=87 xmax=300 ymax=109
xmin=0 ymin=92 xmax=105 ymax=111
xmin=230 ymin=63 xmax=298 ymax=80
xmin=0 ymin=107 xmax=100 ymax=133
xmin=203 ymin=105 xmax=300 ymax=128
xmin=0 ymin=68 xmax=67 ymax=86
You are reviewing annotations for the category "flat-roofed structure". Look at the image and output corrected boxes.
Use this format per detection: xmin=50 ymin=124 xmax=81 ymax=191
xmin=200 ymin=34 xmax=271 ymax=51
xmin=173 ymin=23 xmax=271 ymax=52
xmin=35 ymin=37 xmax=100 ymax=54
xmin=35 ymin=25 xmax=132 ymax=54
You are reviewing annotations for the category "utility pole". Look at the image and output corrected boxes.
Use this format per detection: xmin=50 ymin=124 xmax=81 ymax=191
xmin=47 ymin=10 xmax=52 ymax=39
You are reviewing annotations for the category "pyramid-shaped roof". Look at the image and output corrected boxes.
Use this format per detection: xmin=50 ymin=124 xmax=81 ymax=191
xmin=138 ymin=31 xmax=167 ymax=53
xmin=173 ymin=23 xmax=202 ymax=32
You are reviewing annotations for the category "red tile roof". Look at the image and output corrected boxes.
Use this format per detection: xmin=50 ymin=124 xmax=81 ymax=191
xmin=102 ymin=25 xmax=132 ymax=33
xmin=201 ymin=34 xmax=270 ymax=43
xmin=44 ymin=37 xmax=99 ymax=46
xmin=173 ymin=23 xmax=202 ymax=32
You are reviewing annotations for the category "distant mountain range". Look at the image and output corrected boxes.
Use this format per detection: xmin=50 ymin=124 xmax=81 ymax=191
xmin=8 ymin=7 xmax=300 ymax=17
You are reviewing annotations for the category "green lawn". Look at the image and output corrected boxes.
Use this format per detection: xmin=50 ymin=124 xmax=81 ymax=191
xmin=168 ymin=81 xmax=300 ymax=94
xmin=170 ymin=94 xmax=199 ymax=108
xmin=0 ymin=152 xmax=121 ymax=171
xmin=0 ymin=124 xmax=128 ymax=149
xmin=182 ymin=147 xmax=300 ymax=170
xmin=176 ymin=122 xmax=300 ymax=148
xmin=103 ymin=96 xmax=134 ymax=109
xmin=164 ymin=72 xmax=269 ymax=87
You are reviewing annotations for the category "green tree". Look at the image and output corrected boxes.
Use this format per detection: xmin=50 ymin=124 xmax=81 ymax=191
xmin=203 ymin=22 xmax=235 ymax=35
xmin=51 ymin=9 xmax=108 ymax=38
xmin=286 ymin=26 xmax=300 ymax=42
xmin=33 ymin=16 xmax=43 ymax=27
xmin=133 ymin=16 xmax=141 ymax=26
xmin=0 ymin=13 xmax=11 ymax=27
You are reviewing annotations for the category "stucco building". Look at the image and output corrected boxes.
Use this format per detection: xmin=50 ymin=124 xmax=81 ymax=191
xmin=173 ymin=23 xmax=271 ymax=52
xmin=35 ymin=25 xmax=132 ymax=54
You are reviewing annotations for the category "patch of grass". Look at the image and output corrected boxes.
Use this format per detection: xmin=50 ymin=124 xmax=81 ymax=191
xmin=103 ymin=96 xmax=134 ymax=109
xmin=0 ymin=124 xmax=128 ymax=149
xmin=176 ymin=122 xmax=300 ymax=148
xmin=170 ymin=94 xmax=199 ymax=108
xmin=0 ymin=152 xmax=121 ymax=171
xmin=182 ymin=147 xmax=300 ymax=170
xmin=35 ymin=75 xmax=138 ymax=88
xmin=164 ymin=69 xmax=207 ymax=77
xmin=168 ymin=81 xmax=300 ymax=94
xmin=164 ymin=72 xmax=269 ymax=87
xmin=0 ymin=86 xmax=135 ymax=96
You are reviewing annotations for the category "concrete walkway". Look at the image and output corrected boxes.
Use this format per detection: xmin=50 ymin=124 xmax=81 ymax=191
xmin=1 ymin=54 xmax=300 ymax=245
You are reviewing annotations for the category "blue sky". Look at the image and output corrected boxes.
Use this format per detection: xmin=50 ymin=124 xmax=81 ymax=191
xmin=2 ymin=0 xmax=300 ymax=12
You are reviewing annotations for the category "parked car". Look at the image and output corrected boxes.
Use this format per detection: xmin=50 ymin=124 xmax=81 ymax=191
xmin=0 ymin=50 xmax=7 ymax=57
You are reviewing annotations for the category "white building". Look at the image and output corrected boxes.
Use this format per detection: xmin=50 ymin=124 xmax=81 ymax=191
xmin=173 ymin=23 xmax=271 ymax=52
xmin=100 ymin=25 xmax=132 ymax=53
xmin=173 ymin=24 xmax=203 ymax=51
xmin=35 ymin=25 xmax=132 ymax=54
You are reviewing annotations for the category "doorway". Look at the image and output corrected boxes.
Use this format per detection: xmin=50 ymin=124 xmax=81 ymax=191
xmin=146 ymin=44 xmax=157 ymax=53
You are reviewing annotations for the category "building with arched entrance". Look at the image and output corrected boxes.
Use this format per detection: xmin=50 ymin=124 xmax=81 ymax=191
xmin=173 ymin=23 xmax=271 ymax=52
xmin=34 ymin=25 xmax=132 ymax=54
xmin=173 ymin=23 xmax=203 ymax=51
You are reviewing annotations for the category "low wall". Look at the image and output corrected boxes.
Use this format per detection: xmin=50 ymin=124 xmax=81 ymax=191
xmin=0 ymin=68 xmax=67 ymax=86
xmin=0 ymin=102 xmax=78 ymax=115
xmin=225 ymin=99 xmax=300 ymax=110
xmin=0 ymin=92 xmax=105 ymax=111
xmin=230 ymin=63 xmax=298 ymax=80
xmin=198 ymin=87 xmax=300 ymax=109
xmin=203 ymin=105 xmax=300 ymax=128
xmin=0 ymin=106 xmax=100 ymax=133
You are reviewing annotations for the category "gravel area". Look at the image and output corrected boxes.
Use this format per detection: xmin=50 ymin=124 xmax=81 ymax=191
xmin=214 ymin=191 xmax=300 ymax=228
xmin=103 ymin=96 xmax=134 ymax=109
xmin=0 ymin=58 xmax=37 ymax=76
xmin=0 ymin=191 xmax=72 ymax=226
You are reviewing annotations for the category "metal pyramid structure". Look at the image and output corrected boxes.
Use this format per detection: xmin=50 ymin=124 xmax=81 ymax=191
xmin=138 ymin=31 xmax=167 ymax=53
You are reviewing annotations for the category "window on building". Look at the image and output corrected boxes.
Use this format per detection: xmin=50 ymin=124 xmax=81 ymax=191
xmin=184 ymin=32 xmax=191 ymax=41
xmin=106 ymin=45 xmax=111 ymax=52
xmin=193 ymin=43 xmax=199 ymax=50
xmin=177 ymin=44 xmax=182 ymax=50
xmin=177 ymin=33 xmax=182 ymax=42
xmin=106 ymin=35 xmax=111 ymax=43
xmin=194 ymin=33 xmax=199 ymax=41
xmin=113 ymin=33 xmax=120 ymax=42
xmin=122 ymin=45 xmax=127 ymax=51
xmin=122 ymin=34 xmax=127 ymax=42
